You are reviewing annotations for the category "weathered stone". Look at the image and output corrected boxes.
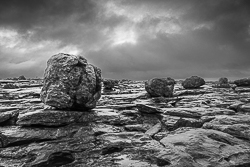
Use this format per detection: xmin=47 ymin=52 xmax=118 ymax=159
xmin=162 ymin=107 xmax=234 ymax=119
xmin=213 ymin=77 xmax=231 ymax=88
xmin=103 ymin=79 xmax=119 ymax=90
xmin=145 ymin=77 xmax=176 ymax=97
xmin=40 ymin=53 xmax=102 ymax=110
xmin=182 ymin=76 xmax=205 ymax=89
xmin=175 ymin=89 xmax=212 ymax=96
xmin=219 ymin=77 xmax=228 ymax=84
xmin=136 ymin=104 xmax=162 ymax=114
xmin=0 ymin=110 xmax=18 ymax=125
xmin=162 ymin=107 xmax=202 ymax=118
xmin=234 ymin=78 xmax=250 ymax=87
xmin=145 ymin=122 xmax=161 ymax=136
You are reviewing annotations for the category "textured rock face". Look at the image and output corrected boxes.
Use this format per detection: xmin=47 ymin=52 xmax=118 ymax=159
xmin=234 ymin=78 xmax=250 ymax=87
xmin=182 ymin=76 xmax=205 ymax=89
xmin=40 ymin=53 xmax=102 ymax=110
xmin=145 ymin=78 xmax=176 ymax=97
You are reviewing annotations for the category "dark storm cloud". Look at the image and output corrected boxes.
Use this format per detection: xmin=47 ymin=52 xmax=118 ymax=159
xmin=0 ymin=0 xmax=250 ymax=79
xmin=0 ymin=0 xmax=96 ymax=31
xmin=86 ymin=0 xmax=250 ymax=79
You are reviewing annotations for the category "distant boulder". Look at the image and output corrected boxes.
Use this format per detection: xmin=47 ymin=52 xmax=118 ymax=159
xmin=219 ymin=77 xmax=228 ymax=84
xmin=18 ymin=75 xmax=26 ymax=80
xmin=103 ymin=79 xmax=119 ymax=90
xmin=3 ymin=83 xmax=19 ymax=89
xmin=213 ymin=77 xmax=230 ymax=88
xmin=40 ymin=53 xmax=102 ymax=110
xmin=182 ymin=76 xmax=205 ymax=89
xmin=234 ymin=78 xmax=250 ymax=87
xmin=145 ymin=77 xmax=176 ymax=97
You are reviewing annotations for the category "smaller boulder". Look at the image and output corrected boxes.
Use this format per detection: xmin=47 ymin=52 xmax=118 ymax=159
xmin=234 ymin=78 xmax=250 ymax=87
xmin=18 ymin=75 xmax=26 ymax=80
xmin=213 ymin=77 xmax=230 ymax=88
xmin=182 ymin=76 xmax=205 ymax=89
xmin=103 ymin=79 xmax=119 ymax=90
xmin=145 ymin=78 xmax=176 ymax=97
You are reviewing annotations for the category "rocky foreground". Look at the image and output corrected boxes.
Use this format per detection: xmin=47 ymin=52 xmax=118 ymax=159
xmin=0 ymin=79 xmax=250 ymax=166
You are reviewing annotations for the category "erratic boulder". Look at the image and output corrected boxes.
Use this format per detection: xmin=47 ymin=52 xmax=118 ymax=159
xmin=103 ymin=79 xmax=119 ymax=90
xmin=182 ymin=76 xmax=205 ymax=89
xmin=213 ymin=77 xmax=230 ymax=88
xmin=18 ymin=75 xmax=26 ymax=80
xmin=234 ymin=78 xmax=250 ymax=87
xmin=145 ymin=78 xmax=176 ymax=97
xmin=40 ymin=53 xmax=102 ymax=110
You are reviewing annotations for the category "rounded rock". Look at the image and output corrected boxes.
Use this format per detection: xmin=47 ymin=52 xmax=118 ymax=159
xmin=145 ymin=78 xmax=176 ymax=97
xmin=103 ymin=79 xmax=119 ymax=90
xmin=182 ymin=76 xmax=205 ymax=89
xmin=234 ymin=78 xmax=250 ymax=87
xmin=213 ymin=77 xmax=230 ymax=88
xmin=40 ymin=53 xmax=102 ymax=110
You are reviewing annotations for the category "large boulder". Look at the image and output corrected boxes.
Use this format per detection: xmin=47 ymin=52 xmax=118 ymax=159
xmin=40 ymin=53 xmax=102 ymax=110
xmin=234 ymin=78 xmax=250 ymax=87
xmin=145 ymin=78 xmax=176 ymax=97
xmin=182 ymin=76 xmax=205 ymax=89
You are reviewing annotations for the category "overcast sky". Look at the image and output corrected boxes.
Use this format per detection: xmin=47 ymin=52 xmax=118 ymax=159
xmin=0 ymin=0 xmax=249 ymax=80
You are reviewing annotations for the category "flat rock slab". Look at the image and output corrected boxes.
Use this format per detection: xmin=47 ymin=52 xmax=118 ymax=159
xmin=160 ymin=128 xmax=250 ymax=167
xmin=161 ymin=107 xmax=235 ymax=118
xmin=0 ymin=110 xmax=18 ymax=124
xmin=0 ymin=107 xmax=19 ymax=112
xmin=161 ymin=107 xmax=202 ymax=118
xmin=203 ymin=114 xmax=250 ymax=140
xmin=17 ymin=109 xmax=85 ymax=126
xmin=0 ymin=125 xmax=85 ymax=148
xmin=175 ymin=89 xmax=212 ymax=96
xmin=136 ymin=104 xmax=162 ymax=113
xmin=145 ymin=122 xmax=162 ymax=136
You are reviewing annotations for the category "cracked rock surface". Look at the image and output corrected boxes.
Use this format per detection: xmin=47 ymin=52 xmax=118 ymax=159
xmin=0 ymin=79 xmax=250 ymax=166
